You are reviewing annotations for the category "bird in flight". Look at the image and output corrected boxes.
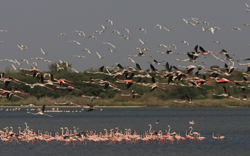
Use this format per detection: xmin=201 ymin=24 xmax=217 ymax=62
xmin=246 ymin=3 xmax=250 ymax=8
xmin=68 ymin=40 xmax=81 ymax=45
xmin=231 ymin=27 xmax=241 ymax=33
xmin=17 ymin=44 xmax=27 ymax=51
xmin=82 ymin=48 xmax=91 ymax=54
xmin=182 ymin=40 xmax=189 ymax=46
xmin=111 ymin=30 xmax=120 ymax=35
xmin=106 ymin=19 xmax=113 ymax=25
xmin=213 ymin=41 xmax=221 ymax=44
xmin=58 ymin=32 xmax=65 ymax=37
xmin=103 ymin=42 xmax=116 ymax=48
xmin=73 ymin=55 xmax=85 ymax=58
xmin=41 ymin=48 xmax=50 ymax=55
xmin=158 ymin=44 xmax=168 ymax=48
xmin=123 ymin=28 xmax=129 ymax=33
xmin=88 ymin=35 xmax=97 ymax=40
xmin=96 ymin=52 xmax=106 ymax=59
xmin=139 ymin=28 xmax=146 ymax=33
xmin=163 ymin=27 xmax=173 ymax=31
xmin=154 ymin=24 xmax=162 ymax=30
xmin=139 ymin=38 xmax=146 ymax=45
xmin=183 ymin=18 xmax=196 ymax=26
xmin=27 ymin=105 xmax=53 ymax=117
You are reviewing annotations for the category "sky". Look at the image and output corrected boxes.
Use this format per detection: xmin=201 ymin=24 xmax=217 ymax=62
xmin=0 ymin=0 xmax=250 ymax=73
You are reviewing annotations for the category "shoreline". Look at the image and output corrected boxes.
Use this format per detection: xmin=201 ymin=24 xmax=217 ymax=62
xmin=0 ymin=105 xmax=248 ymax=108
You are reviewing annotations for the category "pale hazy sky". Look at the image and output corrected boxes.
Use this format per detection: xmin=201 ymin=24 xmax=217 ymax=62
xmin=0 ymin=0 xmax=249 ymax=73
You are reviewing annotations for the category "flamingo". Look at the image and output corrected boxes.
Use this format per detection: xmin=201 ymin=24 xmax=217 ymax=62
xmin=197 ymin=133 xmax=206 ymax=143
xmin=163 ymin=26 xmax=173 ymax=31
xmin=96 ymin=52 xmax=106 ymax=59
xmin=189 ymin=126 xmax=198 ymax=136
xmin=139 ymin=28 xmax=146 ymax=33
xmin=189 ymin=120 xmax=195 ymax=125
xmin=212 ymin=133 xmax=218 ymax=141
xmin=219 ymin=133 xmax=226 ymax=142
xmin=58 ymin=32 xmax=65 ymax=37
xmin=27 ymin=105 xmax=53 ymax=117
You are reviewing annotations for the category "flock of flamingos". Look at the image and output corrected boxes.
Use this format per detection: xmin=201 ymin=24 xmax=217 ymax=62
xmin=1 ymin=14 xmax=250 ymax=106
xmin=2 ymin=3 xmax=250 ymax=147
xmin=0 ymin=122 xmax=225 ymax=145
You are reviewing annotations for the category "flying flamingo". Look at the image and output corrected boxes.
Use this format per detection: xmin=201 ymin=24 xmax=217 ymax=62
xmin=27 ymin=105 xmax=53 ymax=117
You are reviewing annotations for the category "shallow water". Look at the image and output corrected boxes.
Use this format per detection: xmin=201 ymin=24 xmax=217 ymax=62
xmin=0 ymin=107 xmax=250 ymax=156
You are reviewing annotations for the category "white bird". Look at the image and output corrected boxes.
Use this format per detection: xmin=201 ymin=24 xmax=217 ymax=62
xmin=31 ymin=57 xmax=44 ymax=60
xmin=111 ymin=30 xmax=120 ymax=34
xmin=103 ymin=42 xmax=116 ymax=48
xmin=139 ymin=28 xmax=146 ymax=33
xmin=214 ymin=41 xmax=221 ymax=44
xmin=56 ymin=63 xmax=64 ymax=71
xmin=73 ymin=55 xmax=85 ymax=58
xmin=82 ymin=48 xmax=91 ymax=54
xmin=191 ymin=17 xmax=201 ymax=24
xmin=246 ymin=8 xmax=250 ymax=13
xmin=124 ymin=57 xmax=135 ymax=63
xmin=101 ymin=25 xmax=109 ymax=30
xmin=246 ymin=3 xmax=250 ymax=8
xmin=123 ymin=28 xmax=129 ymax=33
xmin=43 ymin=60 xmax=51 ymax=63
xmin=169 ymin=44 xmax=177 ymax=50
xmin=158 ymin=44 xmax=168 ymax=48
xmin=79 ymin=31 xmax=85 ymax=36
xmin=182 ymin=40 xmax=189 ymax=46
xmin=88 ymin=35 xmax=97 ymax=40
xmin=124 ymin=36 xmax=132 ymax=40
xmin=209 ymin=27 xmax=215 ymax=34
xmin=11 ymin=64 xmax=17 ymax=71
xmin=183 ymin=18 xmax=196 ymax=26
xmin=106 ymin=19 xmax=113 ymax=25
xmin=108 ymin=48 xmax=117 ymax=53
xmin=0 ymin=30 xmax=8 ymax=32
xmin=73 ymin=30 xmax=85 ymax=36
xmin=134 ymin=47 xmax=142 ymax=51
xmin=96 ymin=52 xmax=106 ymax=59
xmin=68 ymin=40 xmax=81 ymax=45
xmin=21 ymin=59 xmax=29 ymax=64
xmin=69 ymin=67 xmax=79 ymax=73
xmin=163 ymin=27 xmax=173 ymax=31
xmin=41 ymin=48 xmax=49 ymax=55
xmin=58 ymin=32 xmax=65 ymax=37
xmin=201 ymin=27 xmax=207 ymax=32
xmin=202 ymin=21 xmax=209 ymax=26
xmin=93 ymin=30 xmax=102 ymax=34
xmin=214 ymin=27 xmax=221 ymax=30
xmin=154 ymin=24 xmax=162 ymax=30
xmin=189 ymin=120 xmax=195 ymax=125
xmin=73 ymin=30 xmax=81 ymax=36
xmin=30 ymin=62 xmax=38 ymax=68
xmin=139 ymin=38 xmax=146 ymax=44
xmin=17 ymin=44 xmax=27 ymax=51
xmin=231 ymin=27 xmax=241 ymax=33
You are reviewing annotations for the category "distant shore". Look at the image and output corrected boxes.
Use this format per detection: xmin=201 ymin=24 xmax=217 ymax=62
xmin=1 ymin=98 xmax=250 ymax=108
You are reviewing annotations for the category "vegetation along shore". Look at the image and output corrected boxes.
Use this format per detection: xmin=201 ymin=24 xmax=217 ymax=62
xmin=1 ymin=61 xmax=250 ymax=108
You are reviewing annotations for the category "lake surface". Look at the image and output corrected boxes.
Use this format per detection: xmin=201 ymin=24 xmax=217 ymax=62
xmin=0 ymin=107 xmax=250 ymax=156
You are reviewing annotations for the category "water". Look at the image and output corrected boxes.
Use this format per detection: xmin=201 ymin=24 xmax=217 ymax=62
xmin=0 ymin=107 xmax=250 ymax=156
